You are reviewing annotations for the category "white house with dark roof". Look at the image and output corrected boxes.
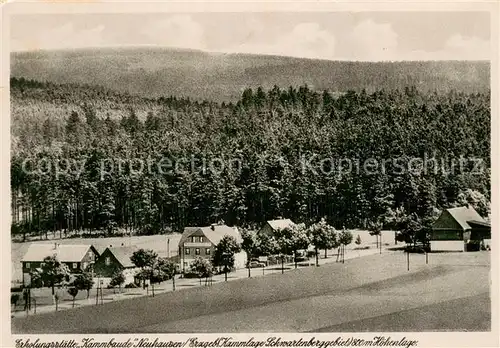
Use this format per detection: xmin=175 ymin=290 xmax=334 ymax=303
xmin=431 ymin=206 xmax=491 ymax=252
xmin=178 ymin=223 xmax=246 ymax=273
xmin=21 ymin=243 xmax=99 ymax=286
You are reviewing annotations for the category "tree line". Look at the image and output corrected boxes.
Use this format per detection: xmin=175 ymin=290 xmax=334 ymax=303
xmin=10 ymin=77 xmax=491 ymax=240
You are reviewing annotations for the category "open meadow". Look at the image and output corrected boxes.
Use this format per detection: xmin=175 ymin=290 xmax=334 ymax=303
xmin=12 ymin=250 xmax=490 ymax=333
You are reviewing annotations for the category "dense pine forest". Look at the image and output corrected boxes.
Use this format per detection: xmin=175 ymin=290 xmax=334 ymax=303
xmin=10 ymin=76 xmax=490 ymax=240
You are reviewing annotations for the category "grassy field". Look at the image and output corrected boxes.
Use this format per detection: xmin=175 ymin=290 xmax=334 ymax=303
xmin=11 ymin=230 xmax=395 ymax=284
xmin=12 ymin=250 xmax=489 ymax=334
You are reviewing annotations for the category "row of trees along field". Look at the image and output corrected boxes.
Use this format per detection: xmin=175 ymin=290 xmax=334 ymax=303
xmin=21 ymin=220 xmax=354 ymax=303
xmin=10 ymin=77 xmax=490 ymax=240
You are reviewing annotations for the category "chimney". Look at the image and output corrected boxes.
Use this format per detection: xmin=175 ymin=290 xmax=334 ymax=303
xmin=210 ymin=224 xmax=215 ymax=231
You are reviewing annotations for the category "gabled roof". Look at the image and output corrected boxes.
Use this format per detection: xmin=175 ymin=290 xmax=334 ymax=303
xmin=22 ymin=244 xmax=95 ymax=263
xmin=446 ymin=206 xmax=486 ymax=230
xmin=201 ymin=225 xmax=242 ymax=245
xmin=179 ymin=227 xmax=203 ymax=246
xmin=179 ymin=225 xmax=242 ymax=246
xmin=105 ymin=246 xmax=138 ymax=268
xmin=267 ymin=219 xmax=295 ymax=231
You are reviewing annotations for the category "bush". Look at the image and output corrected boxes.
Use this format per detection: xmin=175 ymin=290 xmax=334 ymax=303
xmin=11 ymin=293 xmax=20 ymax=306
xmin=182 ymin=272 xmax=200 ymax=279
xmin=353 ymin=246 xmax=370 ymax=250
xmin=124 ymin=283 xmax=137 ymax=289
xmin=109 ymin=270 xmax=126 ymax=288
xmin=306 ymin=250 xmax=317 ymax=258
xmin=466 ymin=241 xmax=481 ymax=252
xmin=67 ymin=287 xmax=78 ymax=298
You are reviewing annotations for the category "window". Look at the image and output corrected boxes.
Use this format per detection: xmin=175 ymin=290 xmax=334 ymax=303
xmin=105 ymin=257 xmax=111 ymax=266
xmin=185 ymin=248 xmax=190 ymax=255
xmin=82 ymin=262 xmax=88 ymax=270
xmin=205 ymin=248 xmax=211 ymax=255
xmin=183 ymin=262 xmax=188 ymax=268
xmin=195 ymin=248 xmax=200 ymax=255
xmin=40 ymin=262 xmax=45 ymax=267
xmin=25 ymin=262 xmax=30 ymax=269
xmin=73 ymin=263 xmax=78 ymax=269
xmin=199 ymin=236 xmax=204 ymax=243
xmin=191 ymin=236 xmax=196 ymax=242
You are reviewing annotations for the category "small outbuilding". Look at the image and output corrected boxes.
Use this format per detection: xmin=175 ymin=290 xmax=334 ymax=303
xmin=430 ymin=206 xmax=491 ymax=252
xmin=257 ymin=219 xmax=295 ymax=236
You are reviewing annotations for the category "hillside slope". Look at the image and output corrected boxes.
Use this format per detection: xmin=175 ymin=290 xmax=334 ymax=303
xmin=11 ymin=47 xmax=490 ymax=102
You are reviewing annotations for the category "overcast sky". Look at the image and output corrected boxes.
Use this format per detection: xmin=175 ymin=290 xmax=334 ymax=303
xmin=10 ymin=12 xmax=491 ymax=61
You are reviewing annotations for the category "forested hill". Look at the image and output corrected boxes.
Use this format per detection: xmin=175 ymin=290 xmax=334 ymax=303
xmin=11 ymin=47 xmax=490 ymax=102
xmin=10 ymin=77 xmax=490 ymax=238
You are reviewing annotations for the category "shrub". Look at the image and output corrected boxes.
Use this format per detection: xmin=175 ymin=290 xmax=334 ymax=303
xmin=306 ymin=250 xmax=317 ymax=258
xmin=353 ymin=246 xmax=370 ymax=250
xmin=355 ymin=235 xmax=362 ymax=245
xmin=124 ymin=282 xmax=137 ymax=288
xmin=11 ymin=293 xmax=20 ymax=306
xmin=109 ymin=270 xmax=126 ymax=289
xmin=182 ymin=272 xmax=201 ymax=279
xmin=67 ymin=287 xmax=78 ymax=298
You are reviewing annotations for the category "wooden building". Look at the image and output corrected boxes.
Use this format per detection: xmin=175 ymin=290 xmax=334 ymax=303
xmin=431 ymin=206 xmax=491 ymax=252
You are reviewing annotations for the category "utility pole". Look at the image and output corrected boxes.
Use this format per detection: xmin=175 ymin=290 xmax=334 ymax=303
xmin=222 ymin=252 xmax=229 ymax=281
xmin=172 ymin=270 xmax=176 ymax=291
xmin=167 ymin=238 xmax=170 ymax=259
xmin=380 ymin=233 xmax=382 ymax=254
xmin=96 ymin=277 xmax=100 ymax=305
xmin=100 ymin=280 xmax=104 ymax=305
